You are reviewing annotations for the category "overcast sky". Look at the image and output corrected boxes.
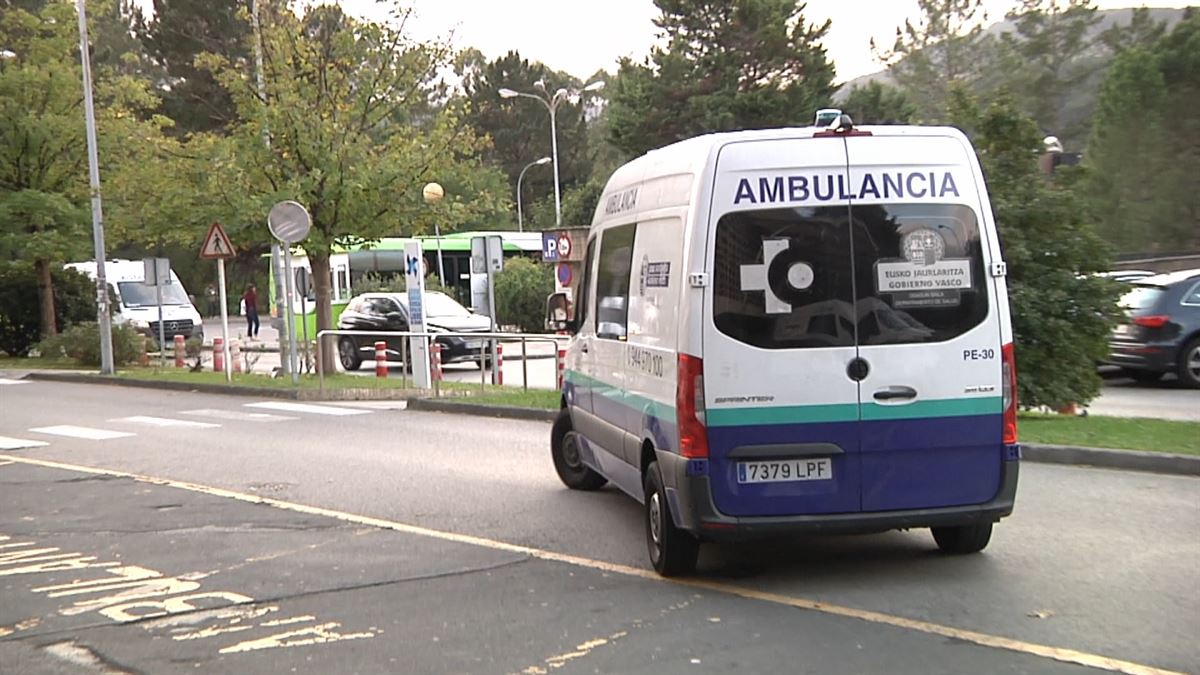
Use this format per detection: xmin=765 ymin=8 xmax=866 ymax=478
xmin=328 ymin=1 xmax=1189 ymax=84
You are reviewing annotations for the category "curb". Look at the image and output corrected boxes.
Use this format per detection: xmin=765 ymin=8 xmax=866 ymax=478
xmin=11 ymin=373 xmax=1199 ymax=477
xmin=405 ymin=397 xmax=557 ymax=422
xmin=1021 ymin=443 xmax=1200 ymax=476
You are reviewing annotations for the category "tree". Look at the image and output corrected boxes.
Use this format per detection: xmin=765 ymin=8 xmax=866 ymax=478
xmin=1099 ymin=6 xmax=1168 ymax=54
xmin=607 ymin=0 xmax=835 ymax=158
xmin=949 ymin=90 xmax=1122 ymax=408
xmin=1084 ymin=11 xmax=1200 ymax=252
xmin=839 ymin=81 xmax=917 ymax=124
xmin=134 ymin=0 xmax=254 ymax=136
xmin=990 ymin=0 xmax=1102 ymax=147
xmin=202 ymin=3 xmax=504 ymax=373
xmin=1149 ymin=10 xmax=1200 ymax=249
xmin=494 ymin=256 xmax=553 ymax=332
xmin=1083 ymin=48 xmax=1169 ymax=251
xmin=458 ymin=50 xmax=594 ymax=227
xmin=0 ymin=1 xmax=163 ymax=339
xmin=873 ymin=0 xmax=992 ymax=122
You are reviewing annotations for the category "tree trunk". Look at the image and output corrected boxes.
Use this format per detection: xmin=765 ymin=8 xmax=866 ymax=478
xmin=34 ymin=259 xmax=58 ymax=338
xmin=309 ymin=251 xmax=336 ymax=375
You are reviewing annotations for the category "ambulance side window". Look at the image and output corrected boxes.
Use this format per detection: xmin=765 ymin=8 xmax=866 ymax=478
xmin=595 ymin=224 xmax=637 ymax=340
xmin=577 ymin=237 xmax=597 ymax=330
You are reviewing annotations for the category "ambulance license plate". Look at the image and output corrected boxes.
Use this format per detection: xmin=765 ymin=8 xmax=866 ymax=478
xmin=737 ymin=459 xmax=833 ymax=484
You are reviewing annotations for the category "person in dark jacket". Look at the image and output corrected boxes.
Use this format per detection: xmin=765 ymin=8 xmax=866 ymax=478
xmin=242 ymin=284 xmax=259 ymax=338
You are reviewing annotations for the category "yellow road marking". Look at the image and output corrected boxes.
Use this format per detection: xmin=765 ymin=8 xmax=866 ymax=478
xmin=0 ymin=453 xmax=1185 ymax=675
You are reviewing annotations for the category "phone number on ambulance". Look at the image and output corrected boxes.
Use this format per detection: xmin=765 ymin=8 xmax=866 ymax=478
xmin=627 ymin=347 xmax=665 ymax=378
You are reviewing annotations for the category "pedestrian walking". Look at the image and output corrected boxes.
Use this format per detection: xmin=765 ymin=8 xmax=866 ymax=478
xmin=205 ymin=284 xmax=218 ymax=317
xmin=242 ymin=284 xmax=260 ymax=339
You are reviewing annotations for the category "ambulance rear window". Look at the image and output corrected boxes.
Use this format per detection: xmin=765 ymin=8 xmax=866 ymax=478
xmin=712 ymin=203 xmax=989 ymax=348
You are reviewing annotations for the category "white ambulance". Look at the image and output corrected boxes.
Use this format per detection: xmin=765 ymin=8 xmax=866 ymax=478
xmin=547 ymin=115 xmax=1020 ymax=576
xmin=66 ymin=259 xmax=204 ymax=344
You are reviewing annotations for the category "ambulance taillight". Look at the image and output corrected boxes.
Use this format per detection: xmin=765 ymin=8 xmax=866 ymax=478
xmin=677 ymin=354 xmax=708 ymax=459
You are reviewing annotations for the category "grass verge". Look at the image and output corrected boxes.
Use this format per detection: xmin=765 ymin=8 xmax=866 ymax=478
xmin=449 ymin=388 xmax=559 ymax=410
xmin=1019 ymin=412 xmax=1200 ymax=456
xmin=0 ymin=355 xmax=82 ymax=370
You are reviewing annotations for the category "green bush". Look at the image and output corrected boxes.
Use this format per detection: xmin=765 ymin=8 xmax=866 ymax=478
xmin=36 ymin=322 xmax=142 ymax=367
xmin=494 ymin=257 xmax=554 ymax=333
xmin=0 ymin=265 xmax=98 ymax=357
xmin=352 ymin=272 xmax=404 ymax=294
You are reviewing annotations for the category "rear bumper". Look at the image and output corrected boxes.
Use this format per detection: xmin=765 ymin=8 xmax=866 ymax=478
xmin=660 ymin=450 xmax=1019 ymax=542
xmin=1107 ymin=340 xmax=1176 ymax=372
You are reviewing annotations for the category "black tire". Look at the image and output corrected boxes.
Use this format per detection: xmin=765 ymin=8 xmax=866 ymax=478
xmin=931 ymin=522 xmax=993 ymax=554
xmin=1176 ymin=337 xmax=1200 ymax=389
xmin=644 ymin=461 xmax=699 ymax=576
xmin=550 ymin=410 xmax=606 ymax=491
xmin=338 ymin=337 xmax=362 ymax=371
xmin=1124 ymin=368 xmax=1163 ymax=384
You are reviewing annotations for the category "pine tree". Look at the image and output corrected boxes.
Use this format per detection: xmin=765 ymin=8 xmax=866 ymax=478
xmin=607 ymin=0 xmax=835 ymax=157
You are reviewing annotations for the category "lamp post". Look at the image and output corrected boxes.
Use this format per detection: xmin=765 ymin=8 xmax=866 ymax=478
xmin=422 ymin=182 xmax=445 ymax=285
xmin=75 ymin=0 xmax=115 ymax=375
xmin=499 ymin=80 xmax=604 ymax=227
xmin=516 ymin=156 xmax=551 ymax=232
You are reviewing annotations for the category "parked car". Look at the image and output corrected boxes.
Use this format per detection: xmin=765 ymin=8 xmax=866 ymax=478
xmin=335 ymin=292 xmax=492 ymax=371
xmin=1107 ymin=269 xmax=1200 ymax=387
xmin=1096 ymin=269 xmax=1156 ymax=283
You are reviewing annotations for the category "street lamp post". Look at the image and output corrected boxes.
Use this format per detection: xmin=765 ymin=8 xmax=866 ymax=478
xmin=423 ymin=182 xmax=445 ymax=285
xmin=499 ymin=80 xmax=604 ymax=227
xmin=75 ymin=0 xmax=115 ymax=375
xmin=516 ymin=156 xmax=550 ymax=232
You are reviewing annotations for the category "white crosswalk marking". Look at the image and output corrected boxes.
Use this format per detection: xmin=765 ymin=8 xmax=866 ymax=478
xmin=29 ymin=425 xmax=134 ymax=440
xmin=112 ymin=416 xmax=221 ymax=429
xmin=0 ymin=436 xmax=48 ymax=450
xmin=180 ymin=409 xmax=297 ymax=422
xmin=0 ymin=378 xmax=30 ymax=385
xmin=245 ymin=401 xmax=370 ymax=416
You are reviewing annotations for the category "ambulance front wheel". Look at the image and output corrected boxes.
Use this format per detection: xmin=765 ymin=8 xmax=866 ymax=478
xmin=551 ymin=410 xmax=606 ymax=491
xmin=644 ymin=461 xmax=700 ymax=577
xmin=931 ymin=522 xmax=993 ymax=554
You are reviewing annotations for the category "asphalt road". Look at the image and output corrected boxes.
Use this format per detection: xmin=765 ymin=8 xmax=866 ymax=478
xmin=1 ymin=380 xmax=1196 ymax=674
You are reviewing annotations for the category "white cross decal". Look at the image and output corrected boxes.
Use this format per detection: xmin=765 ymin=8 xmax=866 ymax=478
xmin=740 ymin=239 xmax=792 ymax=314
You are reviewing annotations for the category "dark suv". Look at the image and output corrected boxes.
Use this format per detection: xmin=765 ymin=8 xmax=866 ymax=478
xmin=336 ymin=292 xmax=492 ymax=371
xmin=1107 ymin=269 xmax=1200 ymax=388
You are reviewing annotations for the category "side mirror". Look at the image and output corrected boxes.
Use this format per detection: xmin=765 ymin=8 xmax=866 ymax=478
xmin=545 ymin=292 xmax=575 ymax=333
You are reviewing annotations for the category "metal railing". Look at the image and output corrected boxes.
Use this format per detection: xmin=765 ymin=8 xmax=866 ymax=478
xmin=314 ymin=329 xmax=567 ymax=394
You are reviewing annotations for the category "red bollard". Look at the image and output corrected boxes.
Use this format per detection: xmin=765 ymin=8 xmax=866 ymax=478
xmin=431 ymin=344 xmax=443 ymax=382
xmin=213 ymin=337 xmax=224 ymax=372
xmin=174 ymin=335 xmax=185 ymax=368
xmin=557 ymin=348 xmax=566 ymax=390
xmin=231 ymin=339 xmax=242 ymax=373
xmin=494 ymin=344 xmax=504 ymax=386
xmin=375 ymin=340 xmax=388 ymax=378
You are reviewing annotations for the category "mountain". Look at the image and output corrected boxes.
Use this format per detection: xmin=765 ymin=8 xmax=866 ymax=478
xmin=834 ymin=7 xmax=1188 ymax=150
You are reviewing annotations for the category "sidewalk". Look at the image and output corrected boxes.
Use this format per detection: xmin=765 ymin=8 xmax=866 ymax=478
xmin=203 ymin=316 xmax=279 ymax=351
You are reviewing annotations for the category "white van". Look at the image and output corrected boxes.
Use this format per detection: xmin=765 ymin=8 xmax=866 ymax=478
xmin=66 ymin=259 xmax=204 ymax=344
xmin=547 ymin=117 xmax=1019 ymax=576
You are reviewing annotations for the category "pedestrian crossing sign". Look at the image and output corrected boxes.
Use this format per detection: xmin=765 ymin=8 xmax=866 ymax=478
xmin=200 ymin=222 xmax=236 ymax=259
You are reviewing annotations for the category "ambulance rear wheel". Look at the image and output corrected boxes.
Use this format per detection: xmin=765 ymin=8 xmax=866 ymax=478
xmin=644 ymin=461 xmax=699 ymax=577
xmin=931 ymin=522 xmax=993 ymax=554
xmin=551 ymin=410 xmax=606 ymax=491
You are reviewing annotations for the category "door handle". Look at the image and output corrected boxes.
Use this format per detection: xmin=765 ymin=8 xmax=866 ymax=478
xmin=873 ymin=386 xmax=917 ymax=401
